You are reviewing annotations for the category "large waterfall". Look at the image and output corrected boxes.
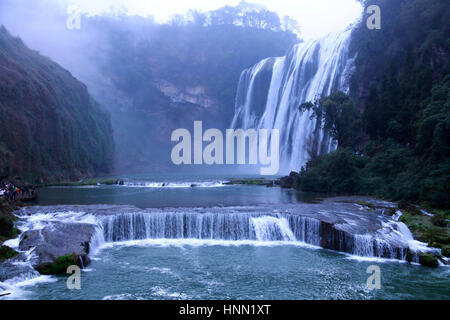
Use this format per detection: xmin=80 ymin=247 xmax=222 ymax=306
xmin=231 ymin=29 xmax=354 ymax=173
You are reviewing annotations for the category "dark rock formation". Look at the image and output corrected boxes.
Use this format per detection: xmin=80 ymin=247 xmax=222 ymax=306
xmin=0 ymin=245 xmax=17 ymax=262
xmin=319 ymin=220 xmax=406 ymax=260
xmin=0 ymin=254 xmax=38 ymax=282
xmin=19 ymin=222 xmax=97 ymax=273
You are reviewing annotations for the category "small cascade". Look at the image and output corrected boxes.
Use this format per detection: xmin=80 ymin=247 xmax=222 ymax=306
xmin=251 ymin=216 xmax=296 ymax=241
xmin=78 ymin=256 xmax=85 ymax=269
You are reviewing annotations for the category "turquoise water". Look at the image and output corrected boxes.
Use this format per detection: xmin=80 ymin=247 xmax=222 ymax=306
xmin=4 ymin=174 xmax=450 ymax=300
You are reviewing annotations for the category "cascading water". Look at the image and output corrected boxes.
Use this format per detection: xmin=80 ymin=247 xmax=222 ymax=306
xmin=231 ymin=29 xmax=354 ymax=173
xmin=251 ymin=216 xmax=296 ymax=242
xmin=99 ymin=210 xmax=406 ymax=259
xmin=1 ymin=202 xmax=435 ymax=297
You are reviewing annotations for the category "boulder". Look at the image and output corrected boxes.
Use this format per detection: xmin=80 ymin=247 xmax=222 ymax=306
xmin=19 ymin=222 xmax=97 ymax=273
xmin=0 ymin=246 xmax=18 ymax=262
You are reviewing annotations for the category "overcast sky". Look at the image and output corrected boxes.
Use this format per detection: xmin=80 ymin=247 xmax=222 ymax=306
xmin=57 ymin=0 xmax=362 ymax=39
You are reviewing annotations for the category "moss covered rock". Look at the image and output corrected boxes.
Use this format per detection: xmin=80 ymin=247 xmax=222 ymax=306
xmin=36 ymin=253 xmax=79 ymax=275
xmin=441 ymin=246 xmax=450 ymax=258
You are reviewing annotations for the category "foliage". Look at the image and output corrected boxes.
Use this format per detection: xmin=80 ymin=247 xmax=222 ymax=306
xmin=81 ymin=6 xmax=297 ymax=170
xmin=0 ymin=197 xmax=18 ymax=243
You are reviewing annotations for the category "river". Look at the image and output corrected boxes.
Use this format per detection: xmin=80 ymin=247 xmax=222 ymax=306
xmin=1 ymin=174 xmax=449 ymax=300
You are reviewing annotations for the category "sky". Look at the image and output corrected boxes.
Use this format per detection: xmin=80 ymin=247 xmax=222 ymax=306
xmin=57 ymin=0 xmax=363 ymax=39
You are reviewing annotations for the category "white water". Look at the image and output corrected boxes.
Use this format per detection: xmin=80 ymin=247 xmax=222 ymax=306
xmin=2 ymin=205 xmax=446 ymax=299
xmin=231 ymin=29 xmax=354 ymax=173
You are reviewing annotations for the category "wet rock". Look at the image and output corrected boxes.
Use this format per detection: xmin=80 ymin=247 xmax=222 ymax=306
xmin=405 ymin=249 xmax=414 ymax=262
xmin=19 ymin=222 xmax=96 ymax=273
xmin=398 ymin=202 xmax=421 ymax=215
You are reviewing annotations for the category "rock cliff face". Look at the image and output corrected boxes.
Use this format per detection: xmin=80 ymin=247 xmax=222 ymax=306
xmin=0 ymin=26 xmax=114 ymax=183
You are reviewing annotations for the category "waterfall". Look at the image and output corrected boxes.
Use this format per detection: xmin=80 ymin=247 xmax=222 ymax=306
xmin=231 ymin=29 xmax=354 ymax=173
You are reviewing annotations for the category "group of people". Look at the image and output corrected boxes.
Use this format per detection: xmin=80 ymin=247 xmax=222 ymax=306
xmin=0 ymin=183 xmax=36 ymax=202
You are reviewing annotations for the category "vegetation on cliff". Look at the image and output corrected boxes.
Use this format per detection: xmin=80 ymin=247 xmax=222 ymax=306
xmin=0 ymin=26 xmax=114 ymax=183
xmin=294 ymin=0 xmax=450 ymax=211
xmin=0 ymin=245 xmax=18 ymax=262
